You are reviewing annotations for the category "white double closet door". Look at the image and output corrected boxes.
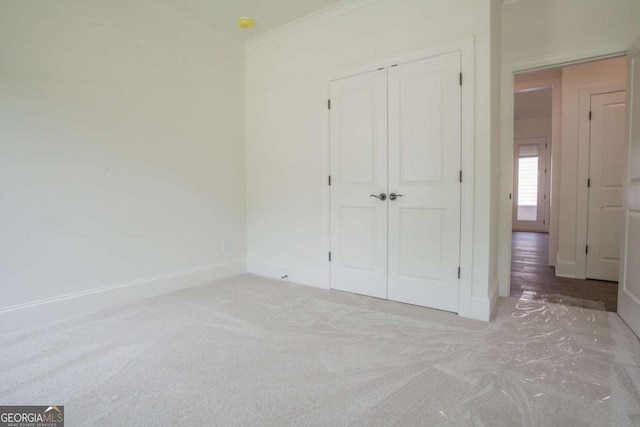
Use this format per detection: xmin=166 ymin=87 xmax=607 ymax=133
xmin=329 ymin=52 xmax=461 ymax=313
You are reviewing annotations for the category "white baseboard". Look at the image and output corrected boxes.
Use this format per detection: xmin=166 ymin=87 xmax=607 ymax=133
xmin=247 ymin=260 xmax=329 ymax=290
xmin=468 ymin=295 xmax=491 ymax=322
xmin=465 ymin=279 xmax=499 ymax=322
xmin=488 ymin=279 xmax=500 ymax=321
xmin=0 ymin=260 xmax=246 ymax=335
xmin=248 ymin=260 xmax=493 ymax=321
xmin=555 ymin=258 xmax=584 ymax=279
xmin=618 ymin=288 xmax=640 ymax=337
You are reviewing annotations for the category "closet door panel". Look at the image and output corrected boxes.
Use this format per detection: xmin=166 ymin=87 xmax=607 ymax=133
xmin=398 ymin=72 xmax=444 ymax=184
xmin=329 ymin=69 xmax=388 ymax=299
xmin=387 ymin=52 xmax=462 ymax=313
xmin=398 ymin=208 xmax=444 ymax=279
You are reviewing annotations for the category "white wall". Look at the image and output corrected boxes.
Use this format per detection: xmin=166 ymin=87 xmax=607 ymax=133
xmin=514 ymin=89 xmax=553 ymax=120
xmin=514 ymin=117 xmax=551 ymax=138
xmin=0 ymin=0 xmax=246 ymax=332
xmin=556 ymin=56 xmax=627 ymax=278
xmin=246 ymin=0 xmax=498 ymax=320
xmin=502 ymin=0 xmax=640 ymax=67
xmin=498 ymin=0 xmax=640 ymax=295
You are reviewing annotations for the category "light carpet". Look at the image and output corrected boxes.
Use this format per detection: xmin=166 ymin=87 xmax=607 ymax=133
xmin=1 ymin=274 xmax=639 ymax=426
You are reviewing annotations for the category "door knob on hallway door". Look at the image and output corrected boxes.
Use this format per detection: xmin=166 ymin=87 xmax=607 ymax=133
xmin=389 ymin=193 xmax=403 ymax=201
xmin=370 ymin=193 xmax=387 ymax=201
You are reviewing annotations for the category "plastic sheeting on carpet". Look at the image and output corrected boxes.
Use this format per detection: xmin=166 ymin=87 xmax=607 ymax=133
xmin=0 ymin=274 xmax=639 ymax=426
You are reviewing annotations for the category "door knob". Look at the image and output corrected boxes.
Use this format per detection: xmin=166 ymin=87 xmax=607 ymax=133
xmin=389 ymin=193 xmax=404 ymax=201
xmin=370 ymin=193 xmax=387 ymax=201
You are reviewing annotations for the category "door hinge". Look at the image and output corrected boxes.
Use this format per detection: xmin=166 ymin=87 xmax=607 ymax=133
xmin=459 ymin=73 xmax=463 ymax=86
xmin=458 ymin=267 xmax=461 ymax=279
xmin=586 ymin=245 xmax=589 ymax=254
xmin=509 ymin=193 xmax=512 ymax=200
xmin=589 ymin=111 xmax=592 ymax=120
xmin=459 ymin=170 xmax=463 ymax=183
xmin=328 ymin=176 xmax=331 ymax=186
xmin=588 ymin=178 xmax=591 ymax=188
xmin=543 ymin=219 xmax=546 ymax=225
xmin=329 ymin=252 xmax=332 ymax=261
xmin=328 ymin=99 xmax=331 ymax=110
xmin=545 ymin=143 xmax=548 ymax=148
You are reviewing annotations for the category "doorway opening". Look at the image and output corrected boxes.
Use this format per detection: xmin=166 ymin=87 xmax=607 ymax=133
xmin=513 ymin=88 xmax=551 ymax=233
xmin=510 ymin=56 xmax=626 ymax=312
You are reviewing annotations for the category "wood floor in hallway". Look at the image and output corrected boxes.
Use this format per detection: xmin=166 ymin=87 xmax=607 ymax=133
xmin=510 ymin=231 xmax=618 ymax=312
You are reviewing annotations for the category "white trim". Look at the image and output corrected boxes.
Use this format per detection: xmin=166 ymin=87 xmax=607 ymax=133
xmin=245 ymin=0 xmax=379 ymax=51
xmin=489 ymin=279 xmax=501 ymax=321
xmin=503 ymin=45 xmax=627 ymax=74
xmin=328 ymin=36 xmax=473 ymax=83
xmin=325 ymin=37 xmax=477 ymax=319
xmin=498 ymin=47 xmax=628 ymax=299
xmin=556 ymin=258 xmax=579 ymax=279
xmin=469 ymin=296 xmax=492 ymax=322
xmin=0 ymin=260 xmax=246 ymax=335
xmin=619 ymin=287 xmax=640 ymax=335
xmin=513 ymin=76 xmax=561 ymax=246
xmin=548 ymin=77 xmax=562 ymax=266
xmin=247 ymin=261 xmax=329 ymax=289
xmin=498 ymin=67 xmax=516 ymax=297
xmin=618 ymin=38 xmax=640 ymax=336
xmin=458 ymin=37 xmax=476 ymax=320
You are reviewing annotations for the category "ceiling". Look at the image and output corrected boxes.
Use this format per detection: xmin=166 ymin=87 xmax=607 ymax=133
xmin=150 ymin=1 xmax=523 ymax=40
xmin=153 ymin=0 xmax=344 ymax=39
xmin=514 ymin=88 xmax=552 ymax=120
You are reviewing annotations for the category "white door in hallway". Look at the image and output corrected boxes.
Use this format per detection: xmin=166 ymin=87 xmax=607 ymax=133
xmin=386 ymin=52 xmax=461 ymax=312
xmin=586 ymin=91 xmax=626 ymax=281
xmin=329 ymin=69 xmax=388 ymax=299
xmin=512 ymin=137 xmax=549 ymax=232
xmin=619 ymin=39 xmax=640 ymax=337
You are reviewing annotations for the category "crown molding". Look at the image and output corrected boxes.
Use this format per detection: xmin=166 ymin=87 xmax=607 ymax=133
xmin=245 ymin=0 xmax=378 ymax=51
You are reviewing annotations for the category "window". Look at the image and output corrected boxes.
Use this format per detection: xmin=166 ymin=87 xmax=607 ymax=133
xmin=517 ymin=144 xmax=539 ymax=222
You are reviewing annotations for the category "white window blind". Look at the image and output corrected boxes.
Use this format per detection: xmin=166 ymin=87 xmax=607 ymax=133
xmin=517 ymin=144 xmax=539 ymax=221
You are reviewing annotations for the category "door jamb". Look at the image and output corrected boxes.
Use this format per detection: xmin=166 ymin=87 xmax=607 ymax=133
xmin=513 ymin=76 xmax=561 ymax=263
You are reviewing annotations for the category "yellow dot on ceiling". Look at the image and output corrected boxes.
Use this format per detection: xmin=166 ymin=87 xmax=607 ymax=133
xmin=238 ymin=17 xmax=255 ymax=29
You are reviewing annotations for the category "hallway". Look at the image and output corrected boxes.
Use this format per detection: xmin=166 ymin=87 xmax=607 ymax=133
xmin=510 ymin=232 xmax=618 ymax=312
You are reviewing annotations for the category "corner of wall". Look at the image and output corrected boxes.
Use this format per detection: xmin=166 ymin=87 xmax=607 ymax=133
xmin=468 ymin=295 xmax=493 ymax=322
xmin=489 ymin=278 xmax=501 ymax=320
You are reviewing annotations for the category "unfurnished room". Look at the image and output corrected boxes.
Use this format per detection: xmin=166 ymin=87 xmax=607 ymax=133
xmin=1 ymin=0 xmax=640 ymax=426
